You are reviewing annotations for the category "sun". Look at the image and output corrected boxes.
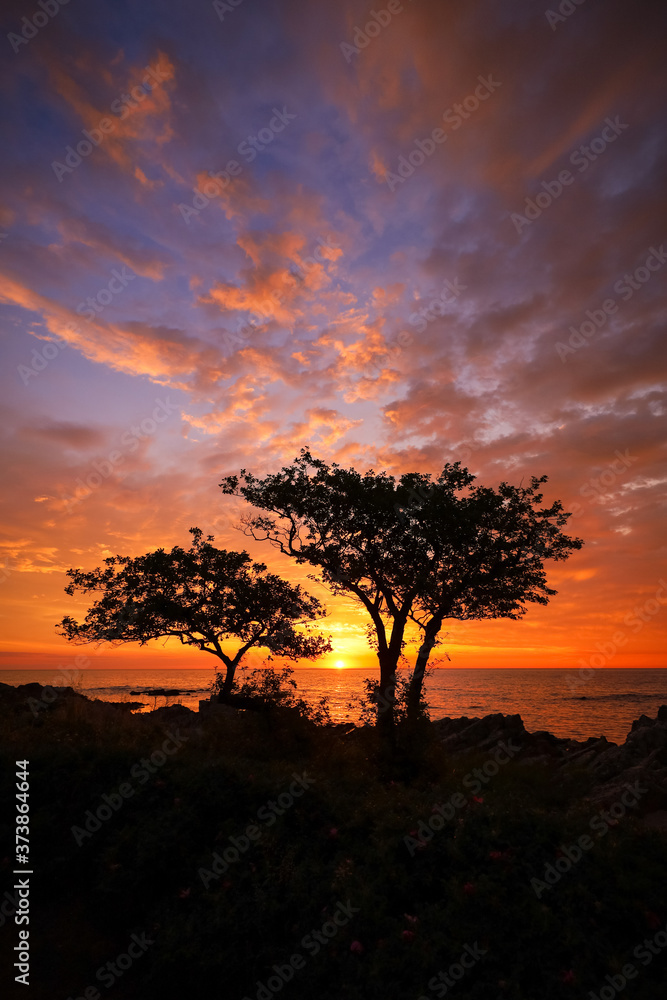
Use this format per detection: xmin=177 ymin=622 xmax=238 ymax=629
xmin=334 ymin=660 xmax=346 ymax=669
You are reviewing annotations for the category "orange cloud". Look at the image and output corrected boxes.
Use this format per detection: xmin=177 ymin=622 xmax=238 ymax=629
xmin=0 ymin=272 xmax=213 ymax=386
xmin=49 ymin=52 xmax=176 ymax=182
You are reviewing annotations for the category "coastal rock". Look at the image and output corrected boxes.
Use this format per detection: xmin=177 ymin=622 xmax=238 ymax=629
xmin=586 ymin=757 xmax=667 ymax=813
xmin=586 ymin=708 xmax=667 ymax=774
xmin=583 ymin=706 xmax=667 ymax=812
xmin=3 ymin=680 xmax=667 ymax=814
xmin=430 ymin=706 xmax=667 ymax=810
xmin=0 ymin=680 xmax=87 ymax=709
xmin=430 ymin=712 xmax=587 ymax=762
xmin=430 ymin=712 xmax=528 ymax=755
xmin=560 ymin=736 xmax=614 ymax=769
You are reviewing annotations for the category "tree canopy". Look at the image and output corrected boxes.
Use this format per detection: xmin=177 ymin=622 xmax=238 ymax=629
xmin=57 ymin=527 xmax=332 ymax=699
xmin=221 ymin=450 xmax=583 ymax=729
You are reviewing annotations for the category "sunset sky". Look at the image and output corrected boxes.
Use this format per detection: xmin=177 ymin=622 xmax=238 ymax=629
xmin=1 ymin=0 xmax=665 ymax=676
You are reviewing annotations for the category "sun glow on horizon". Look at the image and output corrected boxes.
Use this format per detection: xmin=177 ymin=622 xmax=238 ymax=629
xmin=334 ymin=660 xmax=346 ymax=669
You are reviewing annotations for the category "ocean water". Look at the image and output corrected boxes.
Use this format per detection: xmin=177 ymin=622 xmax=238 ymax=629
xmin=2 ymin=666 xmax=666 ymax=745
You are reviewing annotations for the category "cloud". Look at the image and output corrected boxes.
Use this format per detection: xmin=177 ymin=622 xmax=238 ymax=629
xmin=0 ymin=0 xmax=665 ymax=667
xmin=19 ymin=420 xmax=107 ymax=450
xmin=48 ymin=51 xmax=177 ymax=182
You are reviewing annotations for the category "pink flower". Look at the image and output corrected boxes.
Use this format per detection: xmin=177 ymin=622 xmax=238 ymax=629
xmin=178 ymin=888 xmax=191 ymax=899
xmin=350 ymin=940 xmax=364 ymax=954
xmin=560 ymin=969 xmax=575 ymax=984
xmin=404 ymin=913 xmax=418 ymax=924
xmin=402 ymin=930 xmax=415 ymax=942
xmin=463 ymin=882 xmax=475 ymax=895
xmin=328 ymin=827 xmax=339 ymax=838
xmin=490 ymin=848 xmax=512 ymax=862
xmin=472 ymin=795 xmax=484 ymax=804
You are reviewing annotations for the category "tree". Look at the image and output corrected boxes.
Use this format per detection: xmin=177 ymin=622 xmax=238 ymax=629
xmin=220 ymin=450 xmax=583 ymax=732
xmin=57 ymin=527 xmax=332 ymax=700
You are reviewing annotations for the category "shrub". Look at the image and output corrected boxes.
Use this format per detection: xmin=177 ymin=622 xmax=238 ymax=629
xmin=211 ymin=663 xmax=332 ymax=725
xmin=352 ymin=668 xmax=431 ymax=728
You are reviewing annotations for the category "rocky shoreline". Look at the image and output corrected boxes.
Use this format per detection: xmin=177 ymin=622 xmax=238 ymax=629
xmin=3 ymin=680 xmax=666 ymax=824
xmin=430 ymin=706 xmax=667 ymax=820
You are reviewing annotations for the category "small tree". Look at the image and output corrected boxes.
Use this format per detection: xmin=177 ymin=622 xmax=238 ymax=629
xmin=57 ymin=527 xmax=332 ymax=699
xmin=220 ymin=450 xmax=583 ymax=733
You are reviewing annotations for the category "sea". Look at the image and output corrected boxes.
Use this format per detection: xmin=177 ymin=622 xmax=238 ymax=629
xmin=1 ymin=666 xmax=666 ymax=745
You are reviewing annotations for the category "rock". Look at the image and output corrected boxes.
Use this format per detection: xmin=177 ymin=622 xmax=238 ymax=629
xmin=431 ymin=712 xmax=592 ymax=763
xmin=586 ymin=757 xmax=667 ymax=814
xmin=431 ymin=712 xmax=528 ymax=755
xmin=430 ymin=706 xmax=667 ymax=821
xmin=516 ymin=755 xmax=555 ymax=768
xmin=0 ymin=681 xmax=87 ymax=711
xmin=561 ymin=736 xmax=614 ymax=769
xmin=571 ymin=706 xmax=667 ymax=816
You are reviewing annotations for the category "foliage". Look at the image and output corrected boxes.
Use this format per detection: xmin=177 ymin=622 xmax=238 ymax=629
xmin=211 ymin=662 xmax=332 ymax=725
xmin=352 ymin=667 xmax=432 ymax=728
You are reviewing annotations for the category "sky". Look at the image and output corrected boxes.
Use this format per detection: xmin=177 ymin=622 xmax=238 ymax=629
xmin=0 ymin=0 xmax=666 ymax=676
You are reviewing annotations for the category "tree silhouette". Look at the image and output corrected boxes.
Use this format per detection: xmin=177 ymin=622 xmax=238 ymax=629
xmin=221 ymin=450 xmax=583 ymax=731
xmin=57 ymin=527 xmax=331 ymax=700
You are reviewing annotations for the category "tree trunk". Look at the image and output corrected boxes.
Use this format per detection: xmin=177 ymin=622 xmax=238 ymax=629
xmin=217 ymin=660 xmax=237 ymax=701
xmin=376 ymin=654 xmax=398 ymax=742
xmin=407 ymin=621 xmax=441 ymax=723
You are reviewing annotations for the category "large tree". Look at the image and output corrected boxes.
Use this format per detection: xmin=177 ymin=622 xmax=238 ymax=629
xmin=220 ymin=451 xmax=583 ymax=731
xmin=57 ymin=527 xmax=332 ymax=700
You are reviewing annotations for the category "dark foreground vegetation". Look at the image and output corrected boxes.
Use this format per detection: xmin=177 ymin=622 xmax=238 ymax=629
xmin=1 ymin=683 xmax=666 ymax=1000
